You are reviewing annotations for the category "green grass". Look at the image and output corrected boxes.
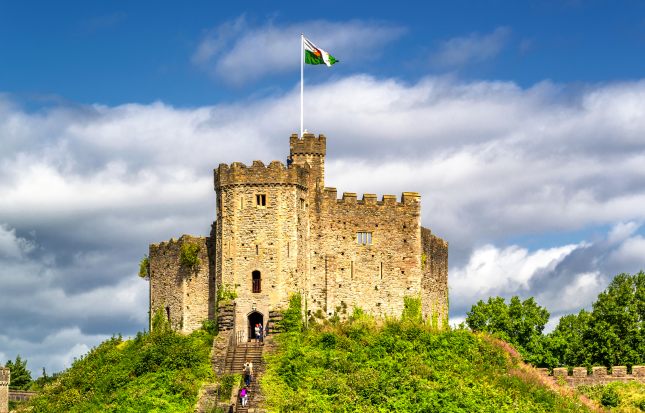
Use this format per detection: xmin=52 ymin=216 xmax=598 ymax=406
xmin=578 ymin=381 xmax=645 ymax=412
xmin=25 ymin=321 xmax=215 ymax=413
xmin=262 ymin=314 xmax=593 ymax=413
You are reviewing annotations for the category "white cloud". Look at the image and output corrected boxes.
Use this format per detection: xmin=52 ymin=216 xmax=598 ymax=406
xmin=449 ymin=223 xmax=645 ymax=329
xmin=192 ymin=18 xmax=406 ymax=84
xmin=2 ymin=74 xmax=645 ymax=373
xmin=450 ymin=243 xmax=578 ymax=308
xmin=431 ymin=26 xmax=511 ymax=68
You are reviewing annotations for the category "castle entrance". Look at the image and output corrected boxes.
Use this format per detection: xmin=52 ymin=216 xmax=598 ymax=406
xmin=247 ymin=311 xmax=264 ymax=341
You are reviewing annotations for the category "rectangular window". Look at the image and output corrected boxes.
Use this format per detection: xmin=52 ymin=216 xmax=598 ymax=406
xmin=256 ymin=194 xmax=267 ymax=207
xmin=356 ymin=232 xmax=373 ymax=245
xmin=299 ymin=198 xmax=305 ymax=210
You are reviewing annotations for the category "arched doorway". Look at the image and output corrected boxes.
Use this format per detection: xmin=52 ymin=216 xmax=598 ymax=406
xmin=247 ymin=311 xmax=263 ymax=341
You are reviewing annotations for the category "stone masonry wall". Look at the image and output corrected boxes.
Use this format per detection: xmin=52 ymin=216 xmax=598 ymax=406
xmin=421 ymin=227 xmax=449 ymax=328
xmin=149 ymin=235 xmax=212 ymax=333
xmin=0 ymin=367 xmax=9 ymax=413
xmin=148 ymin=132 xmax=449 ymax=335
xmin=308 ymin=189 xmax=424 ymax=319
xmin=215 ymin=160 xmax=310 ymax=338
xmin=539 ymin=365 xmax=645 ymax=387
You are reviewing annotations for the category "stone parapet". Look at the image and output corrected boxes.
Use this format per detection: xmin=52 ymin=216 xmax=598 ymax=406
xmin=215 ymin=161 xmax=309 ymax=189
xmin=289 ymin=133 xmax=326 ymax=156
xmin=322 ymin=188 xmax=421 ymax=208
xmin=547 ymin=365 xmax=645 ymax=387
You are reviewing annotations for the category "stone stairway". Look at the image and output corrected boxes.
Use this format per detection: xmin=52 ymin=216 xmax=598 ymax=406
xmin=223 ymin=338 xmax=277 ymax=413
xmin=228 ymin=342 xmax=264 ymax=412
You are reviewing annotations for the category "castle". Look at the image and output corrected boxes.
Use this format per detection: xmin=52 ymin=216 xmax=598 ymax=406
xmin=147 ymin=133 xmax=448 ymax=338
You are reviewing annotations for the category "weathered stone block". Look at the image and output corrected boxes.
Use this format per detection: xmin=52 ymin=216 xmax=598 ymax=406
xmin=612 ymin=366 xmax=627 ymax=377
xmin=553 ymin=367 xmax=568 ymax=377
xmin=632 ymin=366 xmax=645 ymax=377
xmin=592 ymin=367 xmax=607 ymax=377
xmin=572 ymin=367 xmax=587 ymax=377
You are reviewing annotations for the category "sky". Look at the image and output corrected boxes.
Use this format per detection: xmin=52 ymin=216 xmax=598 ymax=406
xmin=1 ymin=0 xmax=645 ymax=376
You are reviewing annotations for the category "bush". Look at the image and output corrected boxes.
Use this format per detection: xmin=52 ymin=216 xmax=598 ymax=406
xmin=138 ymin=255 xmax=149 ymax=279
xmin=27 ymin=322 xmax=215 ymax=412
xmin=279 ymin=293 xmax=303 ymax=333
xmin=601 ymin=386 xmax=620 ymax=407
xmin=180 ymin=242 xmax=201 ymax=270
xmin=262 ymin=305 xmax=591 ymax=413
xmin=217 ymin=283 xmax=238 ymax=302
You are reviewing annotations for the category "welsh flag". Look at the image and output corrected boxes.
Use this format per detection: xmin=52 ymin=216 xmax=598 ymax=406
xmin=303 ymin=36 xmax=338 ymax=66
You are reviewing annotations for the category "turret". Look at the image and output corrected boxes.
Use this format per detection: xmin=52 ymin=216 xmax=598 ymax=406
xmin=289 ymin=132 xmax=326 ymax=190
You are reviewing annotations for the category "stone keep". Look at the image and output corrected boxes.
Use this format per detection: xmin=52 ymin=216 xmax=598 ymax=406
xmin=0 ymin=367 xmax=9 ymax=413
xmin=148 ymin=133 xmax=449 ymax=336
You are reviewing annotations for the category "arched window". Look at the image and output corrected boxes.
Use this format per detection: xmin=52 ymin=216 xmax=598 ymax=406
xmin=252 ymin=270 xmax=261 ymax=293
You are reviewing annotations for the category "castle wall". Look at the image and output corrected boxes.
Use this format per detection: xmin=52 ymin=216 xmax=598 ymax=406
xmin=215 ymin=160 xmax=310 ymax=337
xmin=148 ymin=132 xmax=449 ymax=335
xmin=307 ymin=189 xmax=423 ymax=319
xmin=0 ymin=368 xmax=9 ymax=413
xmin=421 ymin=227 xmax=449 ymax=327
xmin=149 ymin=235 xmax=212 ymax=333
xmin=540 ymin=366 xmax=645 ymax=387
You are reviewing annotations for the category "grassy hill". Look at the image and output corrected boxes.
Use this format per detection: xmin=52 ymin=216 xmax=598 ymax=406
xmin=17 ymin=301 xmax=606 ymax=413
xmin=23 ymin=316 xmax=215 ymax=413
xmin=262 ymin=303 xmax=597 ymax=413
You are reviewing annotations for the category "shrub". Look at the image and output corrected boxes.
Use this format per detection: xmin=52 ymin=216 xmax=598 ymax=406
xmin=217 ymin=283 xmax=238 ymax=302
xmin=279 ymin=293 xmax=303 ymax=333
xmin=138 ymin=255 xmax=149 ymax=278
xmin=180 ymin=242 xmax=201 ymax=270
xmin=601 ymin=386 xmax=620 ymax=407
xmin=402 ymin=295 xmax=422 ymax=323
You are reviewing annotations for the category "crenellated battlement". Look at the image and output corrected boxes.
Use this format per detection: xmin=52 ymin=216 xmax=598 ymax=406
xmin=0 ymin=367 xmax=8 ymax=385
xmin=290 ymin=133 xmax=326 ymax=156
xmin=538 ymin=365 xmax=645 ymax=387
xmin=322 ymin=187 xmax=420 ymax=207
xmin=148 ymin=131 xmax=448 ymax=340
xmin=215 ymin=160 xmax=309 ymax=189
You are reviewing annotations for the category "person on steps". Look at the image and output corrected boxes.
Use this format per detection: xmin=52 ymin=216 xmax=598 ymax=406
xmin=243 ymin=359 xmax=253 ymax=386
xmin=239 ymin=387 xmax=249 ymax=407
xmin=259 ymin=323 xmax=264 ymax=345
xmin=254 ymin=323 xmax=260 ymax=342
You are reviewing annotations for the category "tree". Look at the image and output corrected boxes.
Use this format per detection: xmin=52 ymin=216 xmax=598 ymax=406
xmin=5 ymin=355 xmax=32 ymax=390
xmin=466 ymin=296 xmax=550 ymax=364
xmin=547 ymin=309 xmax=591 ymax=367
xmin=583 ymin=272 xmax=644 ymax=367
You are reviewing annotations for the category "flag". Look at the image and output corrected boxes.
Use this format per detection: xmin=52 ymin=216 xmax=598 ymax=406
xmin=303 ymin=37 xmax=338 ymax=66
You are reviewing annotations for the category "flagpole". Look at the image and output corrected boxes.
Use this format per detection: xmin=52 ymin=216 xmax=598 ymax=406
xmin=300 ymin=33 xmax=304 ymax=138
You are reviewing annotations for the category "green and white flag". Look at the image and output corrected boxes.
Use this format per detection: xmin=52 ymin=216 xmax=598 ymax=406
xmin=303 ymin=36 xmax=338 ymax=66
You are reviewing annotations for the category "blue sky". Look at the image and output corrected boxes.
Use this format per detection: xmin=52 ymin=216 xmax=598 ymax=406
xmin=1 ymin=1 xmax=645 ymax=376
xmin=3 ymin=1 xmax=645 ymax=105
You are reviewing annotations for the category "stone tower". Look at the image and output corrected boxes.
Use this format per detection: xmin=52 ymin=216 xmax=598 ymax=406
xmin=214 ymin=158 xmax=311 ymax=335
xmin=147 ymin=132 xmax=449 ymax=338
xmin=0 ymin=367 xmax=9 ymax=413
